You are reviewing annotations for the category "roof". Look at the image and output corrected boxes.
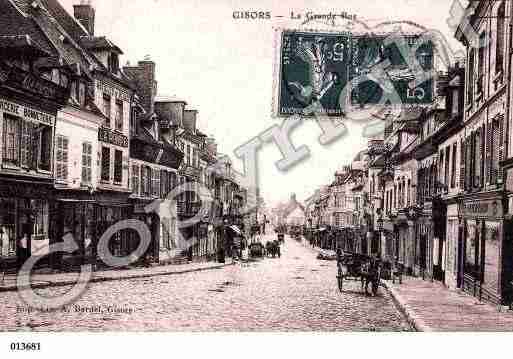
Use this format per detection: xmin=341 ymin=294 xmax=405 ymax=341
xmin=81 ymin=36 xmax=123 ymax=54
xmin=0 ymin=0 xmax=56 ymax=56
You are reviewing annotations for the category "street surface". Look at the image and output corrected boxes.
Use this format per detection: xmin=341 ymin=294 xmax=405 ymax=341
xmin=1 ymin=235 xmax=411 ymax=331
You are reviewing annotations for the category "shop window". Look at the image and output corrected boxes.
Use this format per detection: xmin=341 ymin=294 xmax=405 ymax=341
xmin=114 ymin=150 xmax=123 ymax=184
xmin=131 ymin=164 xmax=140 ymax=195
xmin=81 ymin=142 xmax=93 ymax=185
xmin=101 ymin=147 xmax=111 ymax=181
xmin=115 ymin=100 xmax=123 ymax=131
xmin=483 ymin=222 xmax=500 ymax=291
xmin=0 ymin=198 xmax=16 ymax=257
xmin=32 ymin=200 xmax=49 ymax=240
xmin=56 ymin=135 xmax=69 ymax=182
xmin=103 ymin=94 xmax=111 ymax=127
xmin=465 ymin=221 xmax=481 ymax=278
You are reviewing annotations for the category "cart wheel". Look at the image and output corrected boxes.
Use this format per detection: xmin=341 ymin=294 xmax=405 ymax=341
xmin=337 ymin=267 xmax=344 ymax=293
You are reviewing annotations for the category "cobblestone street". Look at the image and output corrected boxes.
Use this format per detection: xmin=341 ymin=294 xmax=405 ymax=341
xmin=1 ymin=236 xmax=411 ymax=331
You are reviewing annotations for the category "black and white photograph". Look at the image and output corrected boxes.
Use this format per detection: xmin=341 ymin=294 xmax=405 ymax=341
xmin=0 ymin=0 xmax=513 ymax=357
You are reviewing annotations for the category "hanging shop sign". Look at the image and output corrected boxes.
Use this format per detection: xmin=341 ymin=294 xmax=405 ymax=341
xmin=98 ymin=126 xmax=129 ymax=147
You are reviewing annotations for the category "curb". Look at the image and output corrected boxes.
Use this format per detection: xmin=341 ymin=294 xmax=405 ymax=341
xmin=0 ymin=262 xmax=231 ymax=293
xmin=382 ymin=281 xmax=432 ymax=332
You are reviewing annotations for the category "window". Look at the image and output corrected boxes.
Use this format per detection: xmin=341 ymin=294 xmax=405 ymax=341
xmin=445 ymin=147 xmax=450 ymax=188
xmin=467 ymin=48 xmax=475 ymax=103
xmin=186 ymin=144 xmax=191 ymax=166
xmin=78 ymin=82 xmax=86 ymax=106
xmin=114 ymin=150 xmax=123 ymax=183
xmin=115 ymin=100 xmax=123 ymax=131
xmin=477 ymin=32 xmax=486 ymax=93
xmin=141 ymin=166 xmax=150 ymax=196
xmin=496 ymin=2 xmax=505 ymax=73
xmin=103 ymin=94 xmax=111 ymax=127
xmin=81 ymin=142 xmax=93 ymax=185
xmin=108 ymin=53 xmax=119 ymax=74
xmin=452 ymin=89 xmax=459 ymax=117
xmin=56 ymin=135 xmax=69 ymax=182
xmin=101 ymin=147 xmax=111 ymax=181
xmin=3 ymin=115 xmax=20 ymax=166
xmin=38 ymin=125 xmax=52 ymax=171
xmin=131 ymin=164 xmax=140 ymax=195
xmin=160 ymin=170 xmax=168 ymax=198
xmin=451 ymin=143 xmax=457 ymax=188
xmin=151 ymin=168 xmax=160 ymax=197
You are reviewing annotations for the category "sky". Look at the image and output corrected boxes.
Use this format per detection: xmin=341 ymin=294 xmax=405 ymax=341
xmin=59 ymin=0 xmax=464 ymax=206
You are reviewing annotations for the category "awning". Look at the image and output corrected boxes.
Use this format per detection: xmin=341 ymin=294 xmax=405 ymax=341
xmin=229 ymin=225 xmax=243 ymax=236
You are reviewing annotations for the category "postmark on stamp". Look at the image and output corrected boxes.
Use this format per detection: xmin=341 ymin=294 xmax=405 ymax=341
xmin=276 ymin=30 xmax=351 ymax=117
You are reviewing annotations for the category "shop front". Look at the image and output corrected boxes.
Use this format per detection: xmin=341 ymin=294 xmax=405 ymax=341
xmin=460 ymin=194 xmax=509 ymax=305
xmin=414 ymin=212 xmax=433 ymax=279
xmin=0 ymin=60 xmax=69 ymax=270
xmin=0 ymin=185 xmax=54 ymax=269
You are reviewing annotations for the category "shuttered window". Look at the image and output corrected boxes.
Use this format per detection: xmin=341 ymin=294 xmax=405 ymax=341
xmin=81 ymin=142 xmax=93 ymax=184
xmin=131 ymin=164 xmax=140 ymax=195
xmin=460 ymin=140 xmax=465 ymax=189
xmin=152 ymin=168 xmax=160 ymax=197
xmin=101 ymin=147 xmax=111 ymax=181
xmin=451 ymin=143 xmax=457 ymax=188
xmin=56 ymin=135 xmax=69 ymax=182
xmin=3 ymin=115 xmax=20 ymax=166
xmin=114 ymin=150 xmax=123 ymax=183
xmin=496 ymin=2 xmax=505 ymax=73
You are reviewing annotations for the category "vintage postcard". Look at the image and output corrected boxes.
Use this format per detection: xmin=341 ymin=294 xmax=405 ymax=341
xmin=1 ymin=0 xmax=513 ymax=356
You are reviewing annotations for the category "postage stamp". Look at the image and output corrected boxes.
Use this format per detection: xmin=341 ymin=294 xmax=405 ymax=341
xmin=274 ymin=29 xmax=352 ymax=117
xmin=273 ymin=27 xmax=436 ymax=119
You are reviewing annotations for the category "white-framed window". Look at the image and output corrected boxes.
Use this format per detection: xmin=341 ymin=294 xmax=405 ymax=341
xmin=131 ymin=164 xmax=140 ymax=195
xmin=56 ymin=135 xmax=69 ymax=182
xmin=81 ymin=142 xmax=93 ymax=185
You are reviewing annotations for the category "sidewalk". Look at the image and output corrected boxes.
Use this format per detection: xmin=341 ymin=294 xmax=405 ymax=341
xmin=0 ymin=260 xmax=232 ymax=293
xmin=385 ymin=276 xmax=513 ymax=331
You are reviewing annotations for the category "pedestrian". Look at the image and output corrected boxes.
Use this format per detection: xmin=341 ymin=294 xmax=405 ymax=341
xmin=17 ymin=229 xmax=30 ymax=271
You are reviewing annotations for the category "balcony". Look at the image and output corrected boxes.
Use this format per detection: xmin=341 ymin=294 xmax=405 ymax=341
xmin=179 ymin=165 xmax=201 ymax=179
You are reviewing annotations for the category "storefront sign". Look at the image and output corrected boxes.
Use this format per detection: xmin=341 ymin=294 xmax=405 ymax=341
xmin=98 ymin=127 xmax=129 ymax=147
xmin=96 ymin=80 xmax=130 ymax=102
xmin=0 ymin=98 xmax=55 ymax=126
xmin=463 ymin=200 xmax=502 ymax=218
xmin=3 ymin=64 xmax=69 ymax=104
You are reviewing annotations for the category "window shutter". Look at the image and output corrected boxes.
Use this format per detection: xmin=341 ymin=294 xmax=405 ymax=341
xmin=498 ymin=115 xmax=505 ymax=183
xmin=480 ymin=124 xmax=485 ymax=188
xmin=460 ymin=139 xmax=467 ymax=190
xmin=486 ymin=121 xmax=492 ymax=184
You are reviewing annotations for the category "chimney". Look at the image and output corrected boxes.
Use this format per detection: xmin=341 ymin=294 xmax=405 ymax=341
xmin=74 ymin=1 xmax=95 ymax=36
xmin=123 ymin=56 xmax=157 ymax=114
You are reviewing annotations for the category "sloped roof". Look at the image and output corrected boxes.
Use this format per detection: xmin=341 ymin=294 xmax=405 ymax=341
xmin=0 ymin=0 xmax=56 ymax=56
xmin=81 ymin=36 xmax=123 ymax=54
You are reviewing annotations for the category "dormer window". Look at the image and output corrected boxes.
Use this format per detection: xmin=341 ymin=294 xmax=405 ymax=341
xmin=108 ymin=53 xmax=119 ymax=74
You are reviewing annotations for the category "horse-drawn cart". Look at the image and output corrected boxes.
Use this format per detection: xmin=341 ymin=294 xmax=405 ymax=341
xmin=336 ymin=251 xmax=382 ymax=296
